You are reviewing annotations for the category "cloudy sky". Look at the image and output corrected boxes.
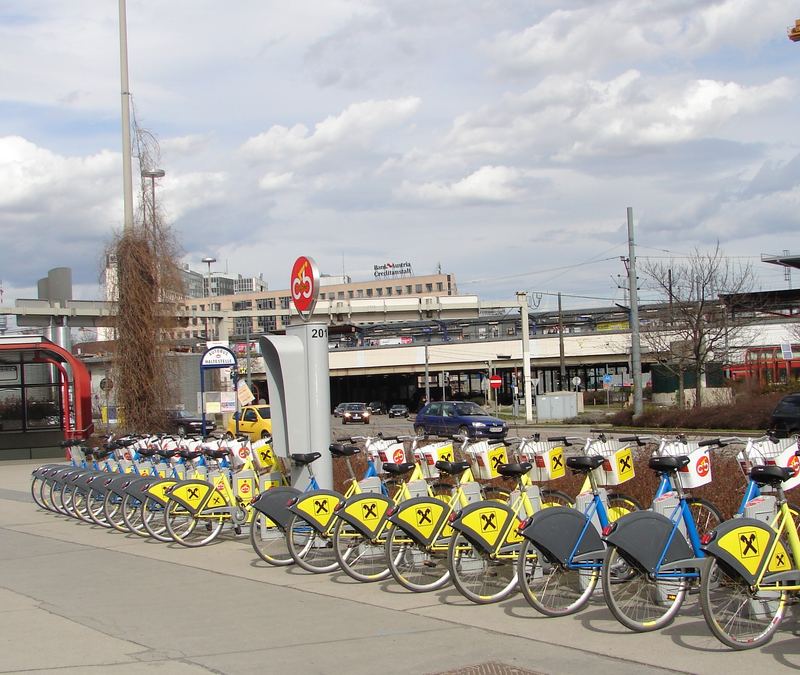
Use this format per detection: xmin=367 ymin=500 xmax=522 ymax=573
xmin=1 ymin=0 xmax=798 ymax=313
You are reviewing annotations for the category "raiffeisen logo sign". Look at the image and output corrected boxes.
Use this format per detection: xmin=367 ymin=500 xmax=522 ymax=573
xmin=290 ymin=256 xmax=320 ymax=322
xmin=373 ymin=261 xmax=413 ymax=278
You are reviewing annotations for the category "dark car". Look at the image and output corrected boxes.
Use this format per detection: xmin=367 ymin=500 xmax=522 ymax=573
xmin=414 ymin=401 xmax=507 ymax=439
xmin=770 ymin=393 xmax=800 ymax=436
xmin=388 ymin=404 xmax=409 ymax=418
xmin=333 ymin=403 xmax=347 ymax=418
xmin=342 ymin=402 xmax=370 ymax=425
xmin=367 ymin=401 xmax=386 ymax=415
xmin=167 ymin=409 xmax=216 ymax=436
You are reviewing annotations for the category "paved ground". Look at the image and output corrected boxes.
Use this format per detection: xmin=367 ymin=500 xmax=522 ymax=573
xmin=3 ymin=459 xmax=799 ymax=675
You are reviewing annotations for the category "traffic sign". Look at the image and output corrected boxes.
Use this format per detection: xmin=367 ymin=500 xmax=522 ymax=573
xmin=489 ymin=375 xmax=502 ymax=389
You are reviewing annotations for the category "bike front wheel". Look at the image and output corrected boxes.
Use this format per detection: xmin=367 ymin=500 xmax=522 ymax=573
xmin=700 ymin=557 xmax=786 ymax=650
xmin=285 ymin=513 xmax=339 ymax=573
xmin=249 ymin=512 xmax=292 ymax=566
xmin=606 ymin=492 xmax=643 ymax=521
xmin=687 ymin=497 xmax=722 ymax=539
xmin=516 ymin=538 xmax=598 ymax=616
xmin=103 ymin=491 xmax=128 ymax=532
xmin=448 ymin=531 xmax=517 ymax=604
xmin=384 ymin=524 xmax=451 ymax=592
xmin=332 ymin=519 xmax=390 ymax=582
xmin=601 ymin=545 xmax=687 ymax=631
xmin=541 ymin=489 xmax=574 ymax=508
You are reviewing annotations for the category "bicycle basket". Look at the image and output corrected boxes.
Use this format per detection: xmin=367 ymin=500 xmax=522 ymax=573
xmin=517 ymin=438 xmax=566 ymax=482
xmin=465 ymin=441 xmax=508 ymax=480
xmin=586 ymin=438 xmax=635 ymax=486
xmin=660 ymin=439 xmax=712 ymax=489
xmin=413 ymin=441 xmax=455 ymax=479
xmin=746 ymin=436 xmax=800 ymax=491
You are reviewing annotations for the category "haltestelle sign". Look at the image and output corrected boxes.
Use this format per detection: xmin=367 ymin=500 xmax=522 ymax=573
xmin=290 ymin=256 xmax=320 ymax=321
xmin=201 ymin=346 xmax=237 ymax=367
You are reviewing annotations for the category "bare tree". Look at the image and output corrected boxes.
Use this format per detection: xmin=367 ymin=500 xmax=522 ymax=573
xmin=105 ymin=119 xmax=185 ymax=432
xmin=641 ymin=244 xmax=755 ymax=407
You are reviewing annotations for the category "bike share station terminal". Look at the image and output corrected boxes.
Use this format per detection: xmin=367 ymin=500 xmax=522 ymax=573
xmin=259 ymin=256 xmax=334 ymax=489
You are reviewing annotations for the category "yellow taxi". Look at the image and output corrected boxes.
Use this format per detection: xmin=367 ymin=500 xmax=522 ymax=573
xmin=227 ymin=404 xmax=272 ymax=441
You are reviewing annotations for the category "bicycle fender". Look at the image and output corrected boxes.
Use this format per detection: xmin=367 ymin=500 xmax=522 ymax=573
xmin=603 ymin=510 xmax=692 ymax=574
xmin=251 ymin=486 xmax=301 ymax=529
xmin=288 ymin=489 xmax=343 ymax=534
xmin=167 ymin=479 xmax=215 ymax=515
xmin=124 ymin=476 xmax=160 ymax=501
xmin=101 ymin=473 xmax=131 ymax=496
xmin=521 ymin=507 xmax=604 ymax=565
xmin=141 ymin=478 xmax=178 ymax=505
xmin=702 ymin=517 xmax=792 ymax=586
xmin=336 ymin=492 xmax=393 ymax=539
xmin=388 ymin=496 xmax=451 ymax=548
xmin=450 ymin=501 xmax=518 ymax=555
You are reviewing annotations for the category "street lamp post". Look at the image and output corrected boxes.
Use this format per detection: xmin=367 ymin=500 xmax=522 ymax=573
xmin=202 ymin=256 xmax=216 ymax=341
xmin=141 ymin=169 xmax=165 ymax=242
xmin=141 ymin=169 xmax=165 ymax=236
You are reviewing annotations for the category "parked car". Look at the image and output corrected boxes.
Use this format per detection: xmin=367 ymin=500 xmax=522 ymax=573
xmin=227 ymin=404 xmax=272 ymax=441
xmin=414 ymin=401 xmax=507 ymax=439
xmin=770 ymin=393 xmax=800 ymax=436
xmin=367 ymin=401 xmax=386 ymax=415
xmin=333 ymin=403 xmax=347 ymax=417
xmin=167 ymin=409 xmax=216 ymax=436
xmin=388 ymin=404 xmax=409 ymax=418
xmin=342 ymin=402 xmax=370 ymax=425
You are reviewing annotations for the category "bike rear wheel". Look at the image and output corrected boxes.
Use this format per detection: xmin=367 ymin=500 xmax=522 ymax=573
xmin=541 ymin=489 xmax=574 ymax=507
xmin=122 ymin=494 xmax=148 ymax=536
xmin=140 ymin=496 xmax=170 ymax=541
xmin=86 ymin=488 xmax=110 ymax=527
xmin=448 ymin=531 xmax=517 ymax=604
xmin=285 ymin=513 xmax=339 ymax=573
xmin=687 ymin=497 xmax=722 ymax=538
xmin=30 ymin=476 xmax=48 ymax=509
xmin=700 ymin=557 xmax=785 ymax=650
xmin=164 ymin=500 xmax=225 ymax=547
xmin=516 ymin=538 xmax=598 ymax=616
xmin=384 ymin=524 xmax=451 ymax=592
xmin=606 ymin=493 xmax=642 ymax=521
xmin=103 ymin=491 xmax=127 ymax=532
xmin=332 ymin=519 xmax=390 ymax=582
xmin=249 ymin=512 xmax=293 ymax=566
xmin=602 ymin=545 xmax=687 ymax=631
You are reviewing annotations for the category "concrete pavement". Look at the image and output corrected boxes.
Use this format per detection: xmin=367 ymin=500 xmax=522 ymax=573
xmin=2 ymin=460 xmax=799 ymax=674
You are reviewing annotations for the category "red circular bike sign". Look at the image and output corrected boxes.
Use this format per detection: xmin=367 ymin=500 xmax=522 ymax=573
xmin=290 ymin=256 xmax=320 ymax=321
xmin=696 ymin=454 xmax=710 ymax=477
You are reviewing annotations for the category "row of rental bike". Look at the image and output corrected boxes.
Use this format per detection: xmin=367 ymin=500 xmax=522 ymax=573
xmin=29 ymin=429 xmax=800 ymax=651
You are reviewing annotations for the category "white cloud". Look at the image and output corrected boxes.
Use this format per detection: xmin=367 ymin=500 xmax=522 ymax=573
xmin=240 ymin=97 xmax=421 ymax=167
xmin=258 ymin=171 xmax=294 ymax=191
xmin=396 ymin=165 xmax=524 ymax=205
xmin=486 ymin=0 xmax=791 ymax=75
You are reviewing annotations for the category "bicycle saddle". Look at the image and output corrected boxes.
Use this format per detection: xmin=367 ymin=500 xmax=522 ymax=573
xmin=291 ymin=452 xmax=321 ymax=466
xmin=329 ymin=443 xmax=360 ymax=457
xmin=749 ymin=464 xmax=794 ymax=487
xmin=178 ymin=449 xmax=203 ymax=460
xmin=566 ymin=455 xmax=605 ymax=472
xmin=435 ymin=460 xmax=470 ymax=476
xmin=382 ymin=462 xmax=415 ymax=475
xmin=137 ymin=447 xmax=158 ymax=457
xmin=648 ymin=456 xmax=690 ymax=472
xmin=497 ymin=462 xmax=533 ymax=478
xmin=205 ymin=449 xmax=229 ymax=460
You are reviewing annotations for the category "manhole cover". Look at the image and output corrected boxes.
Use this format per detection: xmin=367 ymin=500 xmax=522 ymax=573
xmin=431 ymin=663 xmax=544 ymax=675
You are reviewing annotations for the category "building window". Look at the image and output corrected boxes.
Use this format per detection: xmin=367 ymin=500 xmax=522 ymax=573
xmin=356 ymin=289 xmax=363 ymax=298
xmin=436 ymin=282 xmax=443 ymax=291
xmin=349 ymin=290 xmax=355 ymax=298
xmin=337 ymin=291 xmax=345 ymax=299
xmin=425 ymin=283 xmax=433 ymax=292
xmin=279 ymin=296 xmax=290 ymax=310
xmin=319 ymin=292 xmax=325 ymax=300
xmin=406 ymin=285 xmax=412 ymax=294
xmin=376 ymin=288 xmax=383 ymax=297
xmin=386 ymin=287 xmax=392 ymax=296
xmin=396 ymin=286 xmax=403 ymax=295
xmin=415 ymin=284 xmax=422 ymax=293
xmin=366 ymin=288 xmax=373 ymax=297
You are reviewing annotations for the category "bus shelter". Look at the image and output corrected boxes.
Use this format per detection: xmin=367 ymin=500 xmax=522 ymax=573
xmin=0 ymin=335 xmax=93 ymax=459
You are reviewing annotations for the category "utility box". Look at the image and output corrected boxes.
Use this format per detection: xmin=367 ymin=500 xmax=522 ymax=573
xmin=535 ymin=392 xmax=579 ymax=421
